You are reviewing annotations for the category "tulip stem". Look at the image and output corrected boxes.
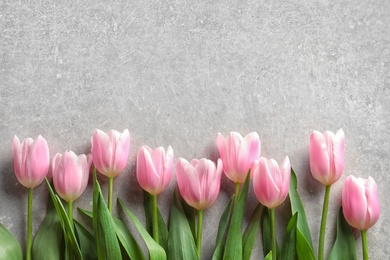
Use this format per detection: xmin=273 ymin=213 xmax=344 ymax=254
xmin=318 ymin=185 xmax=331 ymax=260
xmin=67 ymin=201 xmax=73 ymax=259
xmin=26 ymin=188 xmax=33 ymax=260
xmin=270 ymin=208 xmax=276 ymax=260
xmin=152 ymin=194 xmax=159 ymax=243
xmin=196 ymin=209 xmax=204 ymax=259
xmin=108 ymin=176 xmax=113 ymax=214
xmin=234 ymin=182 xmax=240 ymax=204
xmin=361 ymin=230 xmax=368 ymax=260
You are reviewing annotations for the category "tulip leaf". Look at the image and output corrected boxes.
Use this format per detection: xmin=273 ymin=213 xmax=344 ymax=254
xmin=32 ymin=193 xmax=64 ymax=260
xmin=143 ymin=191 xmax=169 ymax=251
xmin=280 ymin=213 xmax=297 ymax=260
xmin=212 ymin=195 xmax=234 ymax=260
xmin=45 ymin=178 xmax=83 ymax=259
xmin=167 ymin=189 xmax=198 ymax=260
xmin=114 ymin=217 xmax=146 ymax=260
xmin=78 ymin=207 xmax=145 ymax=260
xmin=0 ymin=223 xmax=23 ymax=260
xmin=328 ymin=207 xmax=357 ymax=260
xmin=264 ymin=251 xmax=273 ymax=260
xmin=92 ymin=173 xmax=122 ymax=260
xmin=223 ymin=172 xmax=250 ymax=260
xmin=242 ymin=203 xmax=263 ymax=260
xmin=118 ymin=197 xmax=167 ymax=260
xmin=288 ymin=168 xmax=315 ymax=260
xmin=261 ymin=208 xmax=278 ymax=257
xmin=74 ymin=220 xmax=97 ymax=260
xmin=179 ymin=193 xmax=197 ymax=242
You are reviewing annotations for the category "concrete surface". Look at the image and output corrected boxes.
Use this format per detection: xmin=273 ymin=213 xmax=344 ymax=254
xmin=1 ymin=0 xmax=389 ymax=259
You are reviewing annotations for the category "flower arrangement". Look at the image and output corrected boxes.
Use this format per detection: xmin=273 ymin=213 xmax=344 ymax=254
xmin=0 ymin=129 xmax=380 ymax=260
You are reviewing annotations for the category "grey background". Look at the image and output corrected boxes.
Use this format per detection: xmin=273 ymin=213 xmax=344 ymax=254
xmin=1 ymin=0 xmax=389 ymax=259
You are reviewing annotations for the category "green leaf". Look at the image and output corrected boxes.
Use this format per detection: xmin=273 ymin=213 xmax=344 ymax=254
xmin=261 ymin=209 xmax=280 ymax=258
xmin=33 ymin=193 xmax=64 ymax=260
xmin=92 ymin=173 xmax=122 ymax=260
xmin=179 ymin=194 xmax=197 ymax=242
xmin=212 ymin=196 xmax=234 ymax=260
xmin=143 ymin=191 xmax=169 ymax=251
xmin=242 ymin=203 xmax=263 ymax=260
xmin=118 ymin=198 xmax=166 ymax=260
xmin=0 ymin=223 xmax=23 ymax=260
xmin=280 ymin=213 xmax=297 ymax=260
xmin=114 ymin=218 xmax=146 ymax=260
xmin=264 ymin=251 xmax=273 ymax=260
xmin=261 ymin=208 xmax=272 ymax=257
xmin=223 ymin=173 xmax=250 ymax=260
xmin=167 ymin=189 xmax=198 ymax=260
xmin=74 ymin=220 xmax=97 ymax=260
xmin=78 ymin=207 xmax=145 ymax=260
xmin=289 ymin=168 xmax=315 ymax=260
xmin=328 ymin=207 xmax=357 ymax=260
xmin=45 ymin=178 xmax=83 ymax=259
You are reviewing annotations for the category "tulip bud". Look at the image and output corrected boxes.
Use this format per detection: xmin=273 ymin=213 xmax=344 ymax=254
xmin=136 ymin=145 xmax=173 ymax=195
xmin=52 ymin=151 xmax=92 ymax=202
xmin=176 ymin=158 xmax=223 ymax=210
xmin=91 ymin=129 xmax=130 ymax=177
xmin=342 ymin=175 xmax=380 ymax=231
xmin=253 ymin=156 xmax=291 ymax=209
xmin=310 ymin=129 xmax=345 ymax=185
xmin=12 ymin=135 xmax=50 ymax=188
xmin=216 ymin=131 xmax=260 ymax=183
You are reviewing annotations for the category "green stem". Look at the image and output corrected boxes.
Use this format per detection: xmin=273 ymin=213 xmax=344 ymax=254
xmin=270 ymin=208 xmax=276 ymax=260
xmin=318 ymin=185 xmax=331 ymax=260
xmin=108 ymin=176 xmax=113 ymax=214
xmin=361 ymin=230 xmax=368 ymax=260
xmin=234 ymin=182 xmax=240 ymax=204
xmin=67 ymin=201 xmax=73 ymax=260
xmin=152 ymin=194 xmax=159 ymax=243
xmin=26 ymin=188 xmax=33 ymax=260
xmin=197 ymin=209 xmax=204 ymax=259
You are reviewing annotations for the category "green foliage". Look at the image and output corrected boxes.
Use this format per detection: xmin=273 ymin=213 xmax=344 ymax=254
xmin=328 ymin=207 xmax=357 ymax=260
xmin=167 ymin=189 xmax=198 ymax=260
xmin=280 ymin=213 xmax=298 ymax=260
xmin=92 ymin=172 xmax=122 ymax=260
xmin=223 ymin=173 xmax=250 ymax=260
xmin=0 ymin=223 xmax=23 ymax=260
xmin=242 ymin=203 xmax=263 ymax=260
xmin=32 ymin=194 xmax=64 ymax=260
xmin=118 ymin=198 xmax=166 ymax=260
xmin=288 ymin=169 xmax=315 ymax=260
xmin=143 ymin=191 xmax=169 ymax=251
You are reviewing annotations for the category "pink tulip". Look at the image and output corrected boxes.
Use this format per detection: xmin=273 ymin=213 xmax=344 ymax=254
xmin=342 ymin=175 xmax=380 ymax=231
xmin=91 ymin=129 xmax=130 ymax=177
xmin=136 ymin=145 xmax=174 ymax=195
xmin=12 ymin=135 xmax=50 ymax=188
xmin=310 ymin=129 xmax=345 ymax=185
xmin=176 ymin=158 xmax=223 ymax=210
xmin=52 ymin=151 xmax=92 ymax=202
xmin=253 ymin=157 xmax=291 ymax=208
xmin=216 ymin=131 xmax=260 ymax=183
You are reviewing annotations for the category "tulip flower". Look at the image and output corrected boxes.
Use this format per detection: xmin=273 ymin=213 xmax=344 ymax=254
xmin=12 ymin=135 xmax=50 ymax=260
xmin=216 ymin=131 xmax=260 ymax=198
xmin=136 ymin=145 xmax=173 ymax=196
xmin=252 ymin=156 xmax=290 ymax=260
xmin=12 ymin=135 xmax=50 ymax=189
xmin=176 ymin=158 xmax=223 ymax=257
xmin=310 ymin=128 xmax=345 ymax=260
xmin=252 ymin=156 xmax=291 ymax=209
xmin=136 ymin=145 xmax=173 ymax=243
xmin=91 ymin=129 xmax=130 ymax=213
xmin=342 ymin=176 xmax=380 ymax=260
xmin=52 ymin=151 xmax=92 ymax=203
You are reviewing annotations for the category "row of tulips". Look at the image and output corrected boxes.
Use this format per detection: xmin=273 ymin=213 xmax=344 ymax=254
xmin=1 ymin=129 xmax=380 ymax=260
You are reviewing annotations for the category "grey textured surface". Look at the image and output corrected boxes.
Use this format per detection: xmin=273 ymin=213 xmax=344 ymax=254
xmin=1 ymin=0 xmax=389 ymax=259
